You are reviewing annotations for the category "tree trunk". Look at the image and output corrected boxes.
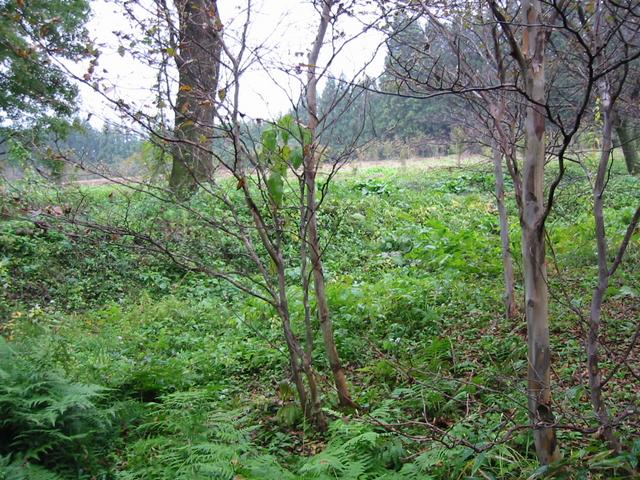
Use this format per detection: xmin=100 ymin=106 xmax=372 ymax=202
xmin=492 ymin=141 xmax=517 ymax=319
xmin=299 ymin=188 xmax=325 ymax=428
xmin=614 ymin=113 xmax=638 ymax=175
xmin=490 ymin=101 xmax=517 ymax=320
xmin=588 ymin=81 xmax=621 ymax=451
xmin=305 ymin=174 xmax=355 ymax=408
xmin=520 ymin=0 xmax=560 ymax=465
xmin=169 ymin=0 xmax=222 ymax=197
xmin=239 ymin=177 xmax=326 ymax=430
xmin=303 ymin=0 xmax=355 ymax=409
xmin=276 ymin=258 xmax=327 ymax=431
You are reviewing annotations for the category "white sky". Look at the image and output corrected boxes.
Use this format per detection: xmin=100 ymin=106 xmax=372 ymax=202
xmin=78 ymin=0 xmax=387 ymax=129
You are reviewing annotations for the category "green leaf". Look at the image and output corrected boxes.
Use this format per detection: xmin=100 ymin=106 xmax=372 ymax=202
xmin=261 ymin=129 xmax=277 ymax=154
xmin=291 ymin=124 xmax=311 ymax=146
xmin=281 ymin=144 xmax=291 ymax=162
xmin=302 ymin=127 xmax=312 ymax=146
xmin=277 ymin=114 xmax=294 ymax=144
xmin=267 ymin=171 xmax=284 ymax=207
xmin=291 ymin=147 xmax=303 ymax=169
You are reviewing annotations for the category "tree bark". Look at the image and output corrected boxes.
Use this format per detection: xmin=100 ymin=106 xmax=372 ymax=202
xmin=299 ymin=186 xmax=325 ymax=429
xmin=492 ymin=141 xmax=517 ymax=319
xmin=169 ymin=0 xmax=222 ymax=197
xmin=303 ymin=0 xmax=355 ymax=408
xmin=185 ymin=0 xmax=328 ymax=431
xmin=587 ymin=80 xmax=621 ymax=451
xmin=614 ymin=113 xmax=639 ymax=175
xmin=239 ymin=176 xmax=327 ymax=430
xmin=276 ymin=255 xmax=327 ymax=431
xmin=305 ymin=179 xmax=356 ymax=408
xmin=519 ymin=0 xmax=560 ymax=464
xmin=490 ymin=101 xmax=517 ymax=320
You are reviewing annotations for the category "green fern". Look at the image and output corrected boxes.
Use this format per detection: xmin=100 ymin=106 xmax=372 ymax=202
xmin=242 ymin=455 xmax=297 ymax=480
xmin=298 ymin=419 xmax=408 ymax=479
xmin=0 ymin=454 xmax=64 ymax=480
xmin=116 ymin=388 xmax=285 ymax=480
xmin=0 ymin=337 xmax=113 ymax=478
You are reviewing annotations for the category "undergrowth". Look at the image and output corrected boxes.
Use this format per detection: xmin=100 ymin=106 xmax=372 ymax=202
xmin=1 ymin=162 xmax=639 ymax=478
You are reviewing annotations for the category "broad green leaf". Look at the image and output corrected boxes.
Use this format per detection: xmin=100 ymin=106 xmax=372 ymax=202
xmin=291 ymin=124 xmax=311 ymax=146
xmin=262 ymin=129 xmax=277 ymax=154
xmin=267 ymin=171 xmax=284 ymax=207
xmin=277 ymin=114 xmax=294 ymax=143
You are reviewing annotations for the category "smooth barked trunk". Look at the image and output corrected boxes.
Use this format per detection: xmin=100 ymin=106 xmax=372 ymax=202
xmin=614 ymin=114 xmax=639 ymax=175
xmin=519 ymin=0 xmax=559 ymax=465
xmin=275 ymin=252 xmax=326 ymax=431
xmin=492 ymin=142 xmax=517 ymax=319
xmin=299 ymin=187 xmax=324 ymax=427
xmin=490 ymin=102 xmax=517 ymax=320
xmin=169 ymin=0 xmax=222 ymax=197
xmin=304 ymin=169 xmax=356 ymax=408
xmin=587 ymin=83 xmax=621 ymax=451
xmin=241 ymin=183 xmax=326 ymax=430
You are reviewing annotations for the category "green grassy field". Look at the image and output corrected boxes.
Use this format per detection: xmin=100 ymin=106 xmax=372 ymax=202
xmin=1 ymin=161 xmax=639 ymax=479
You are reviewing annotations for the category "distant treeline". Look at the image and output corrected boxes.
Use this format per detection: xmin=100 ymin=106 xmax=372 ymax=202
xmin=60 ymin=122 xmax=143 ymax=168
xmin=315 ymin=75 xmax=457 ymax=160
xmin=0 ymin=122 xmax=143 ymax=180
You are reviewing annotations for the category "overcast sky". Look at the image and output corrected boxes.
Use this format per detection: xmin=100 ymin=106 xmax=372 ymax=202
xmin=78 ymin=0 xmax=386 ymax=129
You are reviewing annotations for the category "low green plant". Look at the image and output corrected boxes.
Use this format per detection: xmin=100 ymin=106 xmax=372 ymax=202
xmin=116 ymin=389 xmax=291 ymax=480
xmin=0 ymin=337 xmax=114 ymax=479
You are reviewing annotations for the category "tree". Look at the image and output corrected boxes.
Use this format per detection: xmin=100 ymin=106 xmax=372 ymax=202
xmin=417 ymin=0 xmax=640 ymax=462
xmin=615 ymin=114 xmax=639 ymax=174
xmin=504 ymin=2 xmax=559 ymax=462
xmin=373 ymin=2 xmax=520 ymax=312
xmin=0 ymin=0 xmax=90 ymax=135
xmin=49 ymin=0 xmax=386 ymax=430
xmin=565 ymin=0 xmax=640 ymax=450
xmin=416 ymin=5 xmax=520 ymax=319
xmin=165 ymin=0 xmax=223 ymax=196
xmin=0 ymin=0 xmax=91 ymax=177
xmin=302 ymin=0 xmax=355 ymax=409
xmin=614 ymin=76 xmax=640 ymax=175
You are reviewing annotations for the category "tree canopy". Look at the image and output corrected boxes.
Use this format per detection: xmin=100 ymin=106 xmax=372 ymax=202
xmin=0 ymin=0 xmax=90 ymax=134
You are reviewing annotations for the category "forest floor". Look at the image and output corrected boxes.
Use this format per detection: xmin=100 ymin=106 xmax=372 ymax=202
xmin=2 ymin=159 xmax=639 ymax=479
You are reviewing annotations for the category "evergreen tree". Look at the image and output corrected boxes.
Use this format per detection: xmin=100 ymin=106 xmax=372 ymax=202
xmin=0 ymin=0 xmax=91 ymax=133
xmin=311 ymin=11 xmax=456 ymax=160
